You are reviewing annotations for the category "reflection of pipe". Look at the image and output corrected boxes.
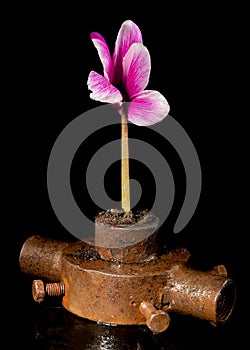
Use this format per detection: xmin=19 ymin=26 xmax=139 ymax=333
xmin=19 ymin=235 xmax=236 ymax=334
xmin=161 ymin=264 xmax=236 ymax=325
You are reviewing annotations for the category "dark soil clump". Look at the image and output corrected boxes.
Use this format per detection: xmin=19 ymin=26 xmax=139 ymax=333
xmin=95 ymin=208 xmax=150 ymax=226
xmin=67 ymin=245 xmax=101 ymax=261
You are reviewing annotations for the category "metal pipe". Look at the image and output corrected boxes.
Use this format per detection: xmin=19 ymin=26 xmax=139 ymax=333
xmin=161 ymin=264 xmax=236 ymax=325
xmin=19 ymin=235 xmax=70 ymax=281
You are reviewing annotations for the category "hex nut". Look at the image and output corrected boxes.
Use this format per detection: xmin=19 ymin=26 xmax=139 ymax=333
xmin=32 ymin=280 xmax=45 ymax=303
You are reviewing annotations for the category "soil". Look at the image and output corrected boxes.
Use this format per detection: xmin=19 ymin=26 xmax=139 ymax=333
xmin=95 ymin=208 xmax=150 ymax=226
xmin=67 ymin=245 xmax=101 ymax=261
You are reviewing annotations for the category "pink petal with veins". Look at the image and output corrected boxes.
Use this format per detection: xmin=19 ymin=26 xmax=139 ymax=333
xmin=112 ymin=20 xmax=143 ymax=86
xmin=87 ymin=71 xmax=123 ymax=104
xmin=123 ymin=43 xmax=151 ymax=98
xmin=90 ymin=32 xmax=113 ymax=81
xmin=127 ymin=90 xmax=170 ymax=126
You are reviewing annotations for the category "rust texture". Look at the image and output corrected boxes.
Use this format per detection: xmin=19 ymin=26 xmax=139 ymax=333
xmin=32 ymin=279 xmax=45 ymax=303
xmin=139 ymin=302 xmax=171 ymax=333
xmin=94 ymin=213 xmax=160 ymax=263
xmin=161 ymin=264 xmax=236 ymax=325
xmin=19 ymin=220 xmax=236 ymax=334
xmin=19 ymin=235 xmax=70 ymax=281
xmin=32 ymin=280 xmax=65 ymax=303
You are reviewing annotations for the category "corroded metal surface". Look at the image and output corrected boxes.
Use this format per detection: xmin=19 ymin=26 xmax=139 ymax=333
xmin=61 ymin=240 xmax=172 ymax=326
xmin=160 ymin=264 xmax=235 ymax=325
xmin=94 ymin=213 xmax=160 ymax=263
xmin=139 ymin=301 xmax=171 ymax=333
xmin=19 ymin=235 xmax=70 ymax=281
xmin=19 ymin=231 xmax=236 ymax=334
xmin=94 ymin=231 xmax=159 ymax=263
xmin=60 ymin=241 xmax=235 ymax=328
xmin=32 ymin=280 xmax=65 ymax=302
xmin=32 ymin=279 xmax=45 ymax=303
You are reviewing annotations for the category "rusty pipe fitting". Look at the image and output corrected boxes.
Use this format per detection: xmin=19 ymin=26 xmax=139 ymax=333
xmin=160 ymin=264 xmax=235 ymax=325
xmin=19 ymin=235 xmax=70 ymax=281
xmin=19 ymin=233 xmax=236 ymax=334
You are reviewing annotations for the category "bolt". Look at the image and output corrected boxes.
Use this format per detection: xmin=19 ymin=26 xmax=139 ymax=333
xmin=139 ymin=301 xmax=170 ymax=334
xmin=32 ymin=280 xmax=65 ymax=303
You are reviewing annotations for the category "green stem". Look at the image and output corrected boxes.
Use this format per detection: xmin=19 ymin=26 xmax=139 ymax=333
xmin=121 ymin=105 xmax=130 ymax=213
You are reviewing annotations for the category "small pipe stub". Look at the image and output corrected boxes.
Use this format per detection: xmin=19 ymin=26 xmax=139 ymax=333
xmin=160 ymin=264 xmax=236 ymax=326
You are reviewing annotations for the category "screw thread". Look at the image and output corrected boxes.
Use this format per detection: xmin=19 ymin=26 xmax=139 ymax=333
xmin=45 ymin=282 xmax=65 ymax=297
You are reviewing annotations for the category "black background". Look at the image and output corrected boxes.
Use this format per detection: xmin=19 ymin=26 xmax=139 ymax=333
xmin=7 ymin=3 xmax=245 ymax=349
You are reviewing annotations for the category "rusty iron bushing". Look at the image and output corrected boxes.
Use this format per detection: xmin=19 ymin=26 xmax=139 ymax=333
xmin=94 ymin=212 xmax=160 ymax=263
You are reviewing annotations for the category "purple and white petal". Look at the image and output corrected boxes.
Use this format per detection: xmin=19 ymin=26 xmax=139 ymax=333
xmin=127 ymin=90 xmax=170 ymax=126
xmin=112 ymin=20 xmax=143 ymax=86
xmin=123 ymin=43 xmax=151 ymax=98
xmin=87 ymin=71 xmax=123 ymax=104
xmin=90 ymin=32 xmax=113 ymax=81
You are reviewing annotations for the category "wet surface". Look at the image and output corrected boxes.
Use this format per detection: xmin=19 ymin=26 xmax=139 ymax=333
xmin=16 ymin=299 xmax=241 ymax=350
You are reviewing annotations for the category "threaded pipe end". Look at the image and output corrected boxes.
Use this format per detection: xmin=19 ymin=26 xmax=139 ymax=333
xmin=216 ymin=278 xmax=236 ymax=323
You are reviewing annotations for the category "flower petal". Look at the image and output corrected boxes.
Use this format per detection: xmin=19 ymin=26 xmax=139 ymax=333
xmin=123 ymin=43 xmax=151 ymax=98
xmin=90 ymin=32 xmax=113 ymax=81
xmin=112 ymin=20 xmax=143 ymax=86
xmin=87 ymin=71 xmax=122 ymax=104
xmin=127 ymin=90 xmax=170 ymax=126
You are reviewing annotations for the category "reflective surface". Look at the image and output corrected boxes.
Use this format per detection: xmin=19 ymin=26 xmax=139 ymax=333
xmin=15 ymin=290 xmax=240 ymax=350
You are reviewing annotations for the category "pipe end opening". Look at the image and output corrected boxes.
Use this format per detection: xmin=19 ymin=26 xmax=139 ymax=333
xmin=216 ymin=279 xmax=236 ymax=323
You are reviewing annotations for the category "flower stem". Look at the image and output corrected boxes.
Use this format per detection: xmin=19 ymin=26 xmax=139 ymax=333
xmin=121 ymin=105 xmax=130 ymax=213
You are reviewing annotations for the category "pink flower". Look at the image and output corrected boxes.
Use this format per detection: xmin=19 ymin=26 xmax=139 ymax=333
xmin=87 ymin=20 xmax=170 ymax=126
